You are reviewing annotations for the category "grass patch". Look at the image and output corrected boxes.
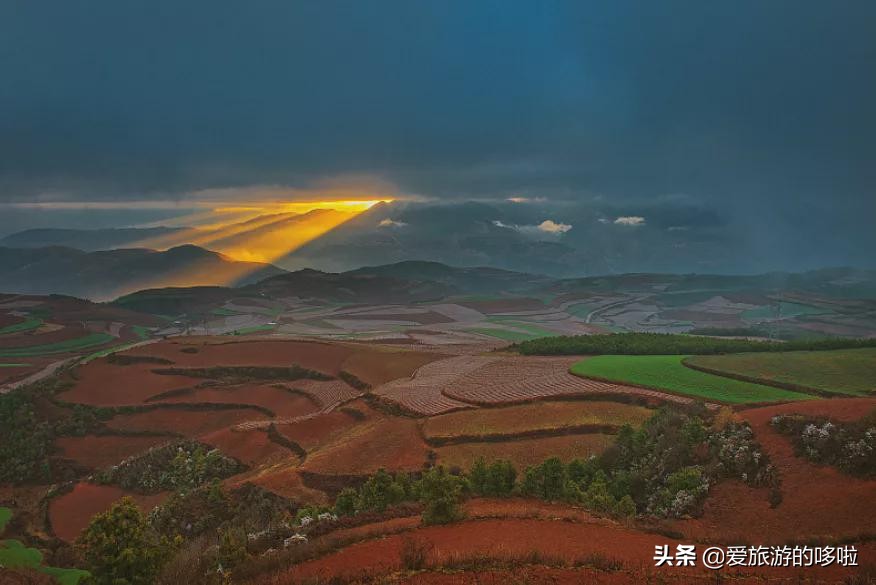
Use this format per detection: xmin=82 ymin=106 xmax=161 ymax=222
xmin=132 ymin=325 xmax=152 ymax=340
xmin=686 ymin=348 xmax=876 ymax=397
xmin=571 ymin=355 xmax=814 ymax=404
xmin=0 ymin=508 xmax=89 ymax=585
xmin=0 ymin=363 xmax=28 ymax=367
xmin=0 ymin=333 xmax=114 ymax=357
xmin=0 ymin=507 xmax=10 ymax=531
xmin=0 ymin=316 xmax=43 ymax=335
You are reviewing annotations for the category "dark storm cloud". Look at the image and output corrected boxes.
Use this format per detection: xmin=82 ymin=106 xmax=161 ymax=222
xmin=0 ymin=1 xmax=874 ymax=268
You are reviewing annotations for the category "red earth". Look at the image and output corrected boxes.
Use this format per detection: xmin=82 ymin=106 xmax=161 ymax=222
xmin=124 ymin=339 xmax=355 ymax=375
xmin=300 ymin=415 xmax=429 ymax=475
xmin=200 ymin=427 xmax=292 ymax=467
xmin=276 ymin=409 xmax=366 ymax=450
xmin=151 ymin=383 xmax=321 ymax=417
xmin=57 ymin=361 xmax=203 ymax=406
xmin=673 ymin=397 xmax=876 ymax=544
xmin=264 ymin=514 xmax=872 ymax=584
xmin=55 ymin=434 xmax=173 ymax=470
xmin=48 ymin=483 xmax=168 ymax=542
xmin=105 ymin=406 xmax=269 ymax=437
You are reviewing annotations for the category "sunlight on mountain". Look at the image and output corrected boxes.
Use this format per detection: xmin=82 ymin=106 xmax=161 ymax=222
xmin=133 ymin=199 xmax=386 ymax=264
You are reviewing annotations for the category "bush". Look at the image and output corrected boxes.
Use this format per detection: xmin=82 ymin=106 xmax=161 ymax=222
xmin=400 ymin=537 xmax=433 ymax=571
xmin=95 ymin=441 xmax=244 ymax=493
xmin=77 ymin=498 xmax=171 ymax=585
xmin=771 ymin=411 xmax=876 ymax=477
xmin=513 ymin=332 xmax=876 ymax=356
xmin=419 ymin=467 xmax=464 ymax=525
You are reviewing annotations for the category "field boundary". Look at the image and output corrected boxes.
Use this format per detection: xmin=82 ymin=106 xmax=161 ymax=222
xmin=423 ymin=423 xmax=622 ymax=447
xmin=567 ymin=370 xmax=720 ymax=408
xmin=681 ymin=358 xmax=840 ymax=398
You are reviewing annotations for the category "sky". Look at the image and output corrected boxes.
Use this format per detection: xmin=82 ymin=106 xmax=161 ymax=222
xmin=0 ymin=1 xmax=874 ymax=271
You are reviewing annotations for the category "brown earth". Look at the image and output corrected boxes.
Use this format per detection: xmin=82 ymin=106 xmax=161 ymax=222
xmin=58 ymin=361 xmax=203 ymax=406
xmin=673 ymin=397 xmax=876 ymax=544
xmin=55 ymin=434 xmax=173 ymax=470
xmin=0 ymin=323 xmax=88 ymax=349
xmin=264 ymin=514 xmax=871 ymax=584
xmin=48 ymin=483 xmax=169 ymax=542
xmin=150 ymin=383 xmax=321 ymax=417
xmin=301 ymin=416 xmax=428 ymax=475
xmin=200 ymin=427 xmax=292 ymax=467
xmin=123 ymin=339 xmax=355 ymax=375
xmin=341 ymin=349 xmax=441 ymax=387
xmin=105 ymin=406 xmax=270 ymax=437
xmin=276 ymin=409 xmax=366 ymax=451
xmin=435 ymin=434 xmax=615 ymax=470
xmin=422 ymin=400 xmax=652 ymax=440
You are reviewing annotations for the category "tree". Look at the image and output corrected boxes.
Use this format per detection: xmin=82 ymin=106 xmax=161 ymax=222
xmin=334 ymin=487 xmax=358 ymax=516
xmin=467 ymin=457 xmax=489 ymax=496
xmin=418 ymin=467 xmax=464 ymax=525
xmin=485 ymin=460 xmax=516 ymax=496
xmin=77 ymin=498 xmax=168 ymax=585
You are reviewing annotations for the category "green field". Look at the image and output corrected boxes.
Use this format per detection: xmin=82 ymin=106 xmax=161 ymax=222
xmin=571 ymin=355 xmax=813 ymax=404
xmin=0 ymin=508 xmax=88 ymax=584
xmin=0 ymin=333 xmax=114 ymax=358
xmin=0 ymin=507 xmax=10 ymax=531
xmin=0 ymin=363 xmax=28 ymax=367
xmin=131 ymin=325 xmax=152 ymax=340
xmin=0 ymin=317 xmax=43 ymax=335
xmin=686 ymin=348 xmax=876 ymax=397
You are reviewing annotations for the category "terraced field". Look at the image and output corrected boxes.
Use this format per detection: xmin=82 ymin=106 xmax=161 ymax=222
xmin=423 ymin=400 xmax=653 ymax=441
xmin=373 ymin=355 xmax=498 ymax=415
xmin=435 ymin=434 xmax=616 ymax=469
xmin=0 ymin=332 xmax=114 ymax=357
xmin=290 ymin=379 xmax=363 ymax=409
xmin=571 ymin=355 xmax=814 ymax=404
xmin=686 ymin=348 xmax=876 ymax=396
xmin=442 ymin=356 xmax=695 ymax=406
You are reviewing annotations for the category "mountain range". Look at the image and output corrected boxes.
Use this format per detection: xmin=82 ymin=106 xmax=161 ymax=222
xmin=0 ymin=244 xmax=284 ymax=300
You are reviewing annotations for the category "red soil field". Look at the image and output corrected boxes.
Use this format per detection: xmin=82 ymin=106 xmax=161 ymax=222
xmin=58 ymin=361 xmax=203 ymax=406
xmin=435 ymin=434 xmax=615 ymax=469
xmin=443 ymin=356 xmax=693 ymax=407
xmin=0 ymin=313 xmax=24 ymax=327
xmin=0 ymin=323 xmax=87 ymax=349
xmin=105 ymin=406 xmax=269 ymax=437
xmin=301 ymin=416 xmax=428 ymax=475
xmin=456 ymin=297 xmax=547 ymax=313
xmin=49 ymin=483 xmax=168 ymax=542
xmin=287 ymin=379 xmax=362 ymax=409
xmin=276 ymin=409 xmax=366 ymax=450
xmin=55 ymin=434 xmax=173 ymax=470
xmin=673 ymin=397 xmax=876 ymax=544
xmin=200 ymin=427 xmax=291 ymax=466
xmin=423 ymin=400 xmax=652 ymax=439
xmin=124 ymin=339 xmax=355 ymax=375
xmin=267 ymin=515 xmax=870 ymax=584
xmin=341 ymin=348 xmax=441 ymax=387
xmin=228 ymin=463 xmax=329 ymax=504
xmin=151 ymin=383 xmax=321 ymax=417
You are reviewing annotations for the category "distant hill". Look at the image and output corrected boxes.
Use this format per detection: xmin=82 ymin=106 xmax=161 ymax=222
xmin=114 ymin=267 xmax=456 ymax=314
xmin=0 ymin=244 xmax=286 ymax=300
xmin=347 ymin=261 xmax=552 ymax=294
xmin=0 ymin=227 xmax=185 ymax=251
